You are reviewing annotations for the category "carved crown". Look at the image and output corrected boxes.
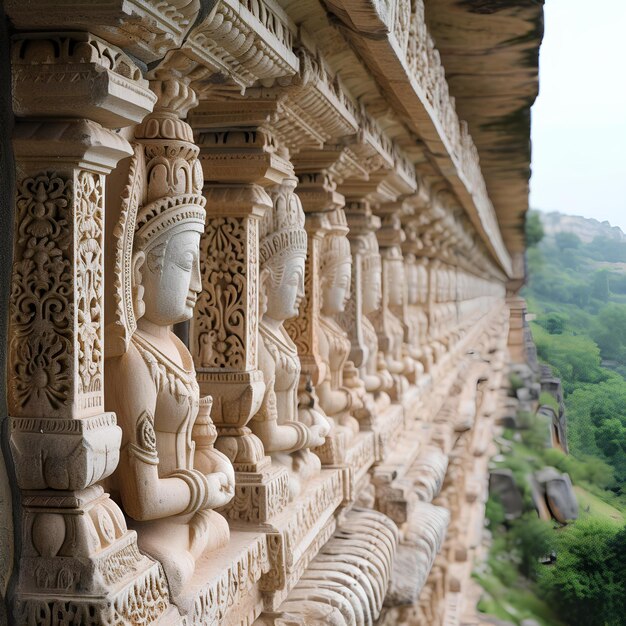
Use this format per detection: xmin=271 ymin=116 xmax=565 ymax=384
xmin=260 ymin=176 xmax=307 ymax=265
xmin=321 ymin=208 xmax=350 ymax=270
xmin=135 ymin=195 xmax=206 ymax=250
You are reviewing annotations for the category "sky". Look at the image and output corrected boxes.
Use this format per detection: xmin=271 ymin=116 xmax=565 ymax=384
xmin=529 ymin=0 xmax=626 ymax=232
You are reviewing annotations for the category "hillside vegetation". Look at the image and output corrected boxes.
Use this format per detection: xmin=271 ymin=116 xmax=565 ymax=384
xmin=525 ymin=211 xmax=626 ymax=487
xmin=475 ymin=211 xmax=626 ymax=626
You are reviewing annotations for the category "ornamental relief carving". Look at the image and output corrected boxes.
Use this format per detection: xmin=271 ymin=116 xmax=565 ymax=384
xmin=195 ymin=216 xmax=248 ymax=370
xmin=76 ymin=172 xmax=104 ymax=406
xmin=9 ymin=172 xmax=73 ymax=417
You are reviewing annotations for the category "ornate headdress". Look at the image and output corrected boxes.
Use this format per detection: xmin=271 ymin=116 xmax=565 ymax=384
xmin=260 ymin=176 xmax=307 ymax=267
xmin=363 ymin=233 xmax=381 ymax=274
xmin=321 ymin=208 xmax=350 ymax=272
xmin=133 ymin=112 xmax=206 ymax=251
xmin=105 ymin=110 xmax=206 ymax=357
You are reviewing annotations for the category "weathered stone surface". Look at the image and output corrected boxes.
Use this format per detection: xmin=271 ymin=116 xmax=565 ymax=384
xmin=0 ymin=1 xmax=542 ymax=624
xmin=535 ymin=467 xmax=579 ymax=523
xmin=424 ymin=0 xmax=543 ymax=259
xmin=489 ymin=469 xmax=524 ymax=520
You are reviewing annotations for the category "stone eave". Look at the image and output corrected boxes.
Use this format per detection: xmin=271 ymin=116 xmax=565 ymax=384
xmin=323 ymin=0 xmax=514 ymax=277
xmin=423 ymin=0 xmax=544 ymax=259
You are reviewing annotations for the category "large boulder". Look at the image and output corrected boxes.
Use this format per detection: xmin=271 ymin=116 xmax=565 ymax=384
xmin=535 ymin=467 xmax=578 ymax=523
xmin=489 ymin=469 xmax=524 ymax=519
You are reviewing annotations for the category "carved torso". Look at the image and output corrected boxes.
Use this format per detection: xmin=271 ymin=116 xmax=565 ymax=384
xmin=362 ymin=316 xmax=381 ymax=385
xmin=319 ymin=316 xmax=350 ymax=388
xmin=387 ymin=309 xmax=405 ymax=362
xmin=131 ymin=331 xmax=199 ymax=476
xmin=318 ymin=315 xmax=351 ymax=415
xmin=259 ymin=323 xmax=300 ymax=424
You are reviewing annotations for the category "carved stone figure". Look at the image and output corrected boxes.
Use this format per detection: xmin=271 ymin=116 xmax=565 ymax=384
xmin=371 ymin=245 xmax=417 ymax=399
xmin=317 ymin=208 xmax=365 ymax=444
xmin=252 ymin=176 xmax=330 ymax=498
xmin=105 ymin=90 xmax=234 ymax=597
xmin=359 ymin=223 xmax=394 ymax=412
xmin=405 ymin=254 xmax=434 ymax=374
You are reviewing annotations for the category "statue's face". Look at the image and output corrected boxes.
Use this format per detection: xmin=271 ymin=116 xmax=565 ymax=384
xmin=323 ymin=260 xmax=351 ymax=315
xmin=264 ymin=253 xmax=305 ymax=322
xmin=140 ymin=229 xmax=202 ymax=326
xmin=387 ymin=259 xmax=405 ymax=307
xmin=362 ymin=263 xmax=382 ymax=314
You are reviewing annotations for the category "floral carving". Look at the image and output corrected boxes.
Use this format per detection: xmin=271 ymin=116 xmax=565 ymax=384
xmin=247 ymin=217 xmax=259 ymax=367
xmin=9 ymin=173 xmax=73 ymax=416
xmin=75 ymin=172 xmax=104 ymax=404
xmin=284 ymin=248 xmax=315 ymax=357
xmin=195 ymin=217 xmax=247 ymax=369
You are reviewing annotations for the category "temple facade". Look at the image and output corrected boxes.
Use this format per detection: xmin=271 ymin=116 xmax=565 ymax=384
xmin=0 ymin=1 xmax=543 ymax=624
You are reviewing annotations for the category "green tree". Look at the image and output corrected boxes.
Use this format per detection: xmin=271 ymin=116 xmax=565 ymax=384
xmin=538 ymin=312 xmax=568 ymax=334
xmin=531 ymin=324 xmax=606 ymax=391
xmin=591 ymin=303 xmax=626 ymax=361
xmin=590 ymin=269 xmax=610 ymax=302
xmin=526 ymin=211 xmax=545 ymax=247
xmin=567 ymin=377 xmax=626 ymax=480
xmin=508 ymin=514 xmax=554 ymax=578
xmin=538 ymin=519 xmax=623 ymax=626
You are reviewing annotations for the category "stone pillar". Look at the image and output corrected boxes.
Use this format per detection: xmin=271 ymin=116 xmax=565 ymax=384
xmin=7 ymin=32 xmax=177 ymax=623
xmin=284 ymin=168 xmax=345 ymax=465
xmin=190 ymin=104 xmax=292 ymax=525
xmin=374 ymin=200 xmax=417 ymax=402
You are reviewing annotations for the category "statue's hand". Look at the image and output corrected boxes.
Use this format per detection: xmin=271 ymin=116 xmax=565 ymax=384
xmin=308 ymin=421 xmax=330 ymax=448
xmin=347 ymin=387 xmax=364 ymax=411
xmin=204 ymin=472 xmax=235 ymax=509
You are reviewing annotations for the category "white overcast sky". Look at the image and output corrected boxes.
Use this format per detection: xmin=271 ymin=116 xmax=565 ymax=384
xmin=530 ymin=0 xmax=626 ymax=231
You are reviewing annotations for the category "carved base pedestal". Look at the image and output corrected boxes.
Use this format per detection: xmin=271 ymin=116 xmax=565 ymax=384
xmin=219 ymin=464 xmax=290 ymax=526
xmin=402 ymin=384 xmax=424 ymax=422
xmin=260 ymin=469 xmax=344 ymax=611
xmin=373 ymin=423 xmax=449 ymax=534
xmin=15 ymin=488 xmax=177 ymax=626
xmin=313 ymin=431 xmax=378 ymax=504
xmin=312 ymin=431 xmax=347 ymax=466
xmin=175 ymin=531 xmax=269 ymax=626
xmin=343 ymin=432 xmax=377 ymax=504
xmin=372 ymin=403 xmax=405 ymax=462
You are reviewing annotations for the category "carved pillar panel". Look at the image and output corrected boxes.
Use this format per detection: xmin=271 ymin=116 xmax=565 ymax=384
xmin=7 ymin=33 xmax=175 ymax=624
xmin=190 ymin=106 xmax=293 ymax=524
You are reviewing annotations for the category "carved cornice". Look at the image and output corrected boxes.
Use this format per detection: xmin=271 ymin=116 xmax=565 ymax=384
xmin=324 ymin=0 xmax=512 ymax=276
xmin=191 ymin=44 xmax=359 ymax=154
xmin=5 ymin=1 xmax=200 ymax=63
xmin=196 ymin=127 xmax=293 ymax=187
xmin=182 ymin=0 xmax=299 ymax=91
xmin=11 ymin=33 xmax=156 ymax=128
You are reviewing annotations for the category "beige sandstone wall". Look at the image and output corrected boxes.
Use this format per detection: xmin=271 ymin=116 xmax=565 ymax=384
xmin=0 ymin=2 xmax=541 ymax=624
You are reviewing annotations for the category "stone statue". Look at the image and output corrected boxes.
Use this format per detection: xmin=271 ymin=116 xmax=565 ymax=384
xmin=252 ymin=176 xmax=330 ymax=498
xmin=105 ymin=102 xmax=234 ymax=597
xmin=405 ymin=254 xmax=433 ymax=374
xmin=317 ymin=209 xmax=364 ymax=443
xmin=371 ymin=245 xmax=418 ymax=398
xmin=359 ymin=228 xmax=393 ymax=412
